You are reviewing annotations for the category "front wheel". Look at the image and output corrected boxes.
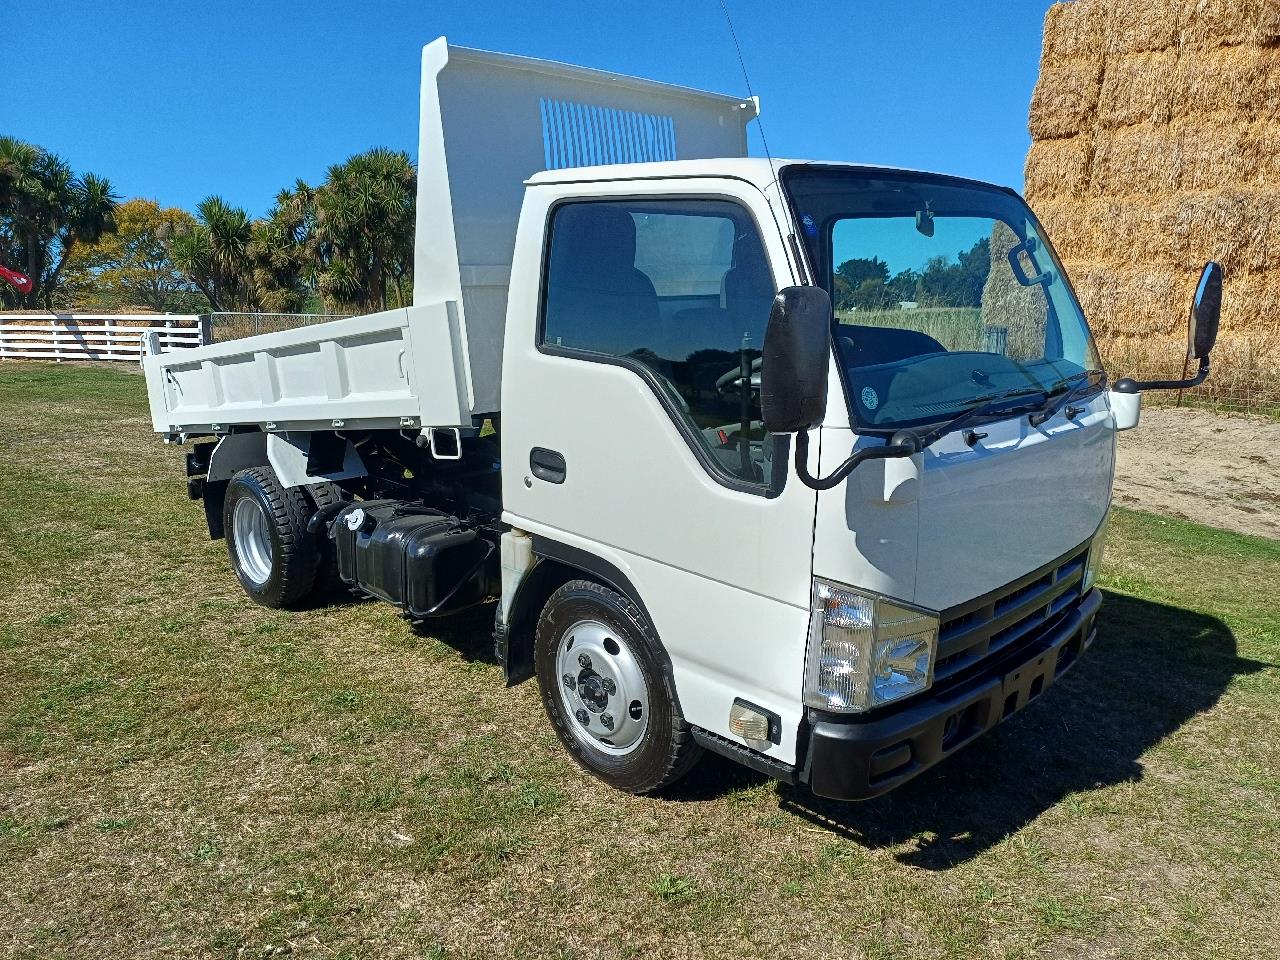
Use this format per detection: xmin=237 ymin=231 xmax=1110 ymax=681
xmin=535 ymin=580 xmax=701 ymax=793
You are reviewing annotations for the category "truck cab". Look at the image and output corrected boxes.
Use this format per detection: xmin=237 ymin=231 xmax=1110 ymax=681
xmin=142 ymin=39 xmax=1222 ymax=801
xmin=497 ymin=156 xmax=1110 ymax=798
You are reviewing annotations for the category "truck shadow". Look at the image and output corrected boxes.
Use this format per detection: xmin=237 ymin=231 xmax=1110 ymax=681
xmin=676 ymin=591 xmax=1268 ymax=870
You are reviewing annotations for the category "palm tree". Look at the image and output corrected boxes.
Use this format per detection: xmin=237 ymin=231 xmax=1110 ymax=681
xmin=0 ymin=136 xmax=119 ymax=308
xmin=248 ymin=182 xmax=314 ymax=314
xmin=309 ymin=148 xmax=415 ymax=313
xmin=172 ymin=196 xmax=256 ymax=311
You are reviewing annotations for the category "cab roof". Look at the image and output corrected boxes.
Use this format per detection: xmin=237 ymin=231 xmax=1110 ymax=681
xmin=526 ymin=158 xmax=1016 ymax=196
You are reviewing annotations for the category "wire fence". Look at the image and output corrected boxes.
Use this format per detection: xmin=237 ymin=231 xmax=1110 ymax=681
xmin=207 ymin=312 xmax=352 ymax=342
xmin=1102 ymin=340 xmax=1280 ymax=419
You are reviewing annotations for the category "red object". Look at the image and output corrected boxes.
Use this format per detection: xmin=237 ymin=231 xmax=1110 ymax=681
xmin=0 ymin=264 xmax=33 ymax=294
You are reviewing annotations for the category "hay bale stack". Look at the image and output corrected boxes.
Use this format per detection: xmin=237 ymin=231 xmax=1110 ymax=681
xmin=1025 ymin=0 xmax=1280 ymax=407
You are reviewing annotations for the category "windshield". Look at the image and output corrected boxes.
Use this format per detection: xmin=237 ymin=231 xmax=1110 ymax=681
xmin=783 ymin=167 xmax=1102 ymax=432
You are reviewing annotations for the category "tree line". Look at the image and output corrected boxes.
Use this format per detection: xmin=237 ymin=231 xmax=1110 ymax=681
xmin=1 ymin=136 xmax=415 ymax=315
xmin=834 ymin=237 xmax=991 ymax=313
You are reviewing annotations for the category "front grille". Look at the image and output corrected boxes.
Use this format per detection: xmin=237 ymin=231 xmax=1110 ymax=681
xmin=932 ymin=544 xmax=1090 ymax=688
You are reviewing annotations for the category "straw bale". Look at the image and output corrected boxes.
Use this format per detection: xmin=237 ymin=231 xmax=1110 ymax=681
xmin=1042 ymin=1 xmax=1109 ymax=66
xmin=1221 ymin=270 xmax=1280 ymax=339
xmin=1027 ymin=2 xmax=1280 ymax=404
xmin=1029 ymin=60 xmax=1103 ymax=140
xmin=981 ymin=222 xmax=1054 ymax=359
xmin=1172 ymin=44 xmax=1280 ymax=121
xmin=1039 ymin=190 xmax=1280 ymax=278
xmin=1107 ymin=0 xmax=1182 ymax=53
xmin=1024 ymin=137 xmax=1093 ymax=199
xmin=1264 ymin=0 xmax=1280 ymax=43
xmin=1089 ymin=122 xmax=1184 ymax=195
xmin=1238 ymin=120 xmax=1280 ymax=184
xmin=1172 ymin=116 xmax=1280 ymax=189
xmin=1034 ymin=197 xmax=1179 ymax=266
xmin=1097 ymin=50 xmax=1179 ymax=128
xmin=1066 ymin=261 xmax=1184 ymax=337
xmin=1179 ymin=0 xmax=1280 ymax=49
xmin=1163 ymin=190 xmax=1280 ymax=273
xmin=1070 ymin=264 xmax=1280 ymax=360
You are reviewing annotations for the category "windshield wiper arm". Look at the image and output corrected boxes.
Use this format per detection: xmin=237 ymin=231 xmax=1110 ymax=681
xmin=1027 ymin=369 xmax=1105 ymax=427
xmin=793 ymin=373 xmax=1107 ymax=492
xmin=793 ymin=385 xmax=1046 ymax=491
xmin=911 ymin=385 xmax=1051 ymax=449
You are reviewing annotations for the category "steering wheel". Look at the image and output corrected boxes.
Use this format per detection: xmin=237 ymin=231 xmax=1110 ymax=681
xmin=715 ymin=356 xmax=763 ymax=397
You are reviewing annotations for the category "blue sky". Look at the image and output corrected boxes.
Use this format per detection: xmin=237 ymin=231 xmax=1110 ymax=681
xmin=6 ymin=0 xmax=1055 ymax=217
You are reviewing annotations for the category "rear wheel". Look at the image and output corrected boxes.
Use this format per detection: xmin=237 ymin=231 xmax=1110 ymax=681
xmin=535 ymin=580 xmax=701 ymax=793
xmin=223 ymin=467 xmax=319 ymax=609
xmin=301 ymin=480 xmax=350 ymax=598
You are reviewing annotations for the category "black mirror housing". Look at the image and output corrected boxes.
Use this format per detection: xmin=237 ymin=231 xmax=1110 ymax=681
xmin=761 ymin=285 xmax=832 ymax=434
xmin=1191 ymin=261 xmax=1222 ymax=360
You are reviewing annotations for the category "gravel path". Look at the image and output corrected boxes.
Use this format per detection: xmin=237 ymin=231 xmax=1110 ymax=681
xmin=1115 ymin=406 xmax=1280 ymax=540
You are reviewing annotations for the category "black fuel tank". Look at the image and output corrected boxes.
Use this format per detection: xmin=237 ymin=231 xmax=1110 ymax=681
xmin=331 ymin=501 xmax=493 ymax=617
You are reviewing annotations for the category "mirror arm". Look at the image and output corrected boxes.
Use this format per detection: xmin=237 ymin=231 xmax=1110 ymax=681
xmin=1114 ymin=356 xmax=1211 ymax=394
xmin=793 ymin=430 xmax=918 ymax=492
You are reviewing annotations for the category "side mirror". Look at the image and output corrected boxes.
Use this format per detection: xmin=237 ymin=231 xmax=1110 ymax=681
xmin=1190 ymin=261 xmax=1222 ymax=360
xmin=760 ymin=285 xmax=832 ymax=434
xmin=1114 ymin=261 xmax=1223 ymax=396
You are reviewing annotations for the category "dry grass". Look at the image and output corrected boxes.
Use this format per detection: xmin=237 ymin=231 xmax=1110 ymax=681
xmin=2 ymin=364 xmax=1279 ymax=958
xmin=837 ymin=307 xmax=984 ymax=352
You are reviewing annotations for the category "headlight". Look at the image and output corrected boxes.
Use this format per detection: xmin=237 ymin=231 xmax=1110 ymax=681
xmin=804 ymin=580 xmax=938 ymax=713
xmin=1083 ymin=513 xmax=1110 ymax=592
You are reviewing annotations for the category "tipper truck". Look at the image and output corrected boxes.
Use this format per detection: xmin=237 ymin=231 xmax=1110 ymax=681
xmin=142 ymin=38 xmax=1223 ymax=800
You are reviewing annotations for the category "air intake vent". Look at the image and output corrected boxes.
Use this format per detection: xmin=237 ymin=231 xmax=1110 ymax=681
xmin=540 ymin=98 xmax=677 ymax=170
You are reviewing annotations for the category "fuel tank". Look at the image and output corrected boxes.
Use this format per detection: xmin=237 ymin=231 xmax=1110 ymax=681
xmin=331 ymin=500 xmax=494 ymax=618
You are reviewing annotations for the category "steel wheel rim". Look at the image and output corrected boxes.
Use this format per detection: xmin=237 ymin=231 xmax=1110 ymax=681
xmin=232 ymin=497 xmax=274 ymax=586
xmin=555 ymin=619 xmax=649 ymax=756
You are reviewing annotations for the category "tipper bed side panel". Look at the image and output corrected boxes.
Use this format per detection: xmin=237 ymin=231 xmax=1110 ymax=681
xmin=143 ymin=307 xmax=470 ymax=433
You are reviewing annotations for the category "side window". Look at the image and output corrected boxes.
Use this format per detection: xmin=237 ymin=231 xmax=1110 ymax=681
xmin=541 ymin=199 xmax=777 ymax=485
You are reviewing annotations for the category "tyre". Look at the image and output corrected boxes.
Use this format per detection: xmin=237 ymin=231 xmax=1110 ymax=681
xmin=301 ymin=480 xmax=350 ymax=599
xmin=223 ymin=466 xmax=319 ymax=609
xmin=535 ymin=579 xmax=702 ymax=793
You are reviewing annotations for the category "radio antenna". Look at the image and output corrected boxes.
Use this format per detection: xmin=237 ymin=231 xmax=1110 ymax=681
xmin=718 ymin=0 xmax=778 ymax=186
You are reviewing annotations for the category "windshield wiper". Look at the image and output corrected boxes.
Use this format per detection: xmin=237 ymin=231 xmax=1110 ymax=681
xmin=793 ymin=386 xmax=1046 ymax=491
xmin=1027 ymin=369 xmax=1105 ymax=427
xmin=910 ymin=385 xmax=1052 ymax=449
xmin=793 ymin=373 xmax=1102 ymax=492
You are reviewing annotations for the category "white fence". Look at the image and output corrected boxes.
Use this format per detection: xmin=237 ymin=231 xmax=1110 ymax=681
xmin=0 ymin=314 xmax=208 ymax=362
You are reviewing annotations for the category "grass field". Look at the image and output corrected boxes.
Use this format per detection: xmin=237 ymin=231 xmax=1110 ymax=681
xmin=836 ymin=307 xmax=986 ymax=353
xmin=1 ymin=362 xmax=1278 ymax=959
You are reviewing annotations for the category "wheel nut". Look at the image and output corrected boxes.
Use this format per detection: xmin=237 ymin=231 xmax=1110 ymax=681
xmin=562 ymin=674 xmax=575 ymax=689
xmin=601 ymin=678 xmax=616 ymax=696
xmin=600 ymin=713 xmax=614 ymax=730
xmin=575 ymin=709 xmax=589 ymax=726
xmin=577 ymin=653 xmax=592 ymax=669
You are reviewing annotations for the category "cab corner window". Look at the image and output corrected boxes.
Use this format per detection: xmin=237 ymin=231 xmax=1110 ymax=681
xmin=541 ymin=199 xmax=777 ymax=485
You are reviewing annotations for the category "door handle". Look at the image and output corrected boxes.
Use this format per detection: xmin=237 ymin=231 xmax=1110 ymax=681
xmin=530 ymin=447 xmax=567 ymax=484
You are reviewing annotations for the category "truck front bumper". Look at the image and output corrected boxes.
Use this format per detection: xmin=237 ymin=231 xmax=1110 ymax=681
xmin=802 ymin=587 xmax=1102 ymax=801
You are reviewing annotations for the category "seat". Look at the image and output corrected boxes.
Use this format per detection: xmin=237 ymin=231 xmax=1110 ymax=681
xmin=543 ymin=206 xmax=659 ymax=358
xmin=722 ymin=230 xmax=775 ymax=345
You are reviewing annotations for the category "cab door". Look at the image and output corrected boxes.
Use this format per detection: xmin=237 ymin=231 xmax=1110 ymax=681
xmin=501 ymin=178 xmax=817 ymax=763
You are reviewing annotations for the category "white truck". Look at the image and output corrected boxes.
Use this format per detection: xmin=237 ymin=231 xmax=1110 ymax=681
xmin=142 ymin=38 xmax=1222 ymax=800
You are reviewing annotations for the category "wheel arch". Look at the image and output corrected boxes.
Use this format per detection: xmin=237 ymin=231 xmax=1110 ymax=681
xmin=500 ymin=537 xmax=679 ymax=711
